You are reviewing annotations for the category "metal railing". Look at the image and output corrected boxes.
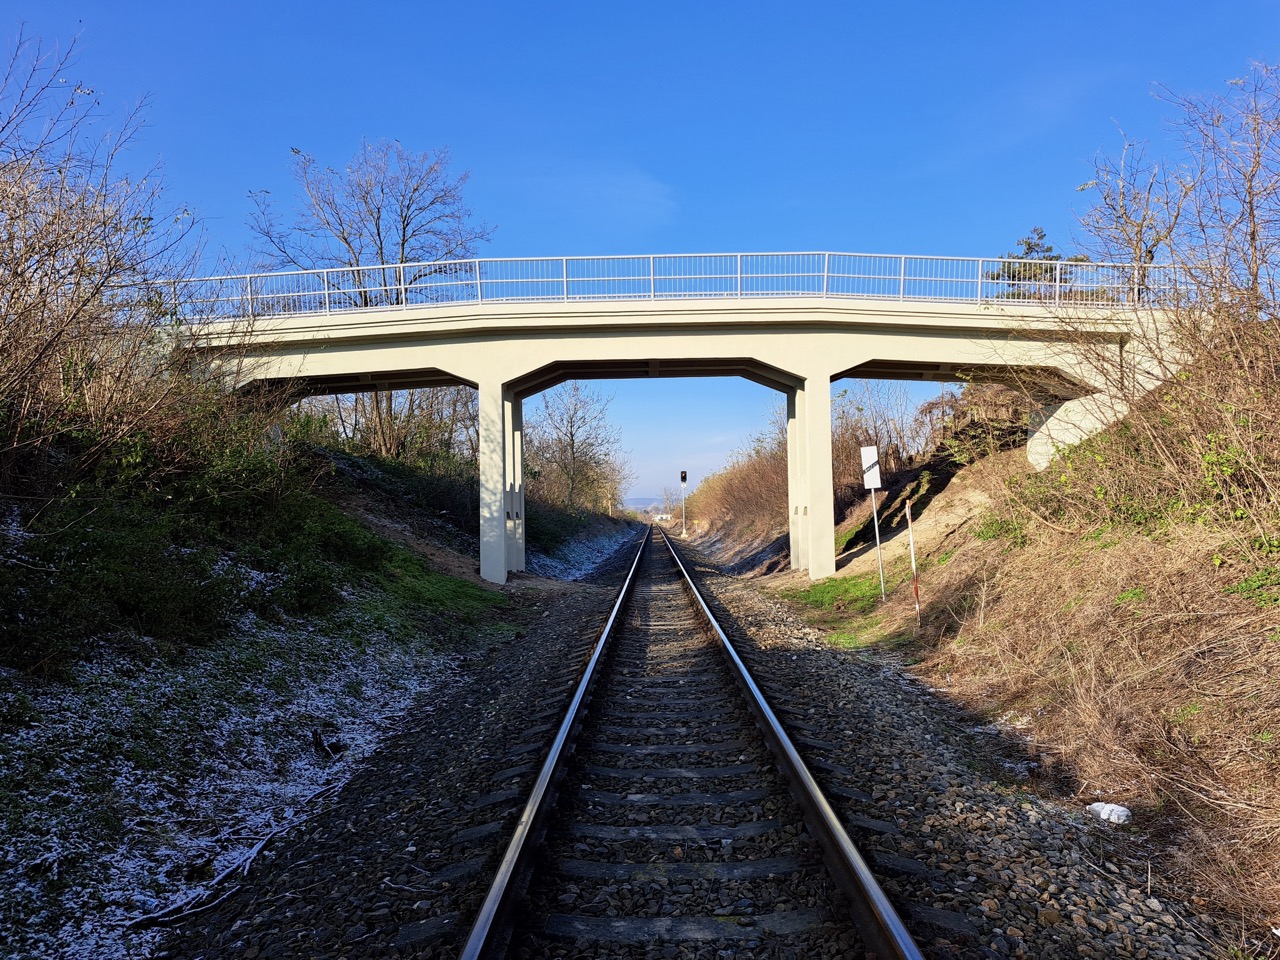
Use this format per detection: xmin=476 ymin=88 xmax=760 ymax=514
xmin=122 ymin=252 xmax=1177 ymax=323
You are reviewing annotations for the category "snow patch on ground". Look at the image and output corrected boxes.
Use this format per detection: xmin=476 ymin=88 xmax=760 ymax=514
xmin=527 ymin=521 xmax=641 ymax=580
xmin=0 ymin=617 xmax=459 ymax=960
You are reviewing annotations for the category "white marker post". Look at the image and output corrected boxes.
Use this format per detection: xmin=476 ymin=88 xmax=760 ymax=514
xmin=905 ymin=499 xmax=920 ymax=625
xmin=861 ymin=445 xmax=886 ymax=600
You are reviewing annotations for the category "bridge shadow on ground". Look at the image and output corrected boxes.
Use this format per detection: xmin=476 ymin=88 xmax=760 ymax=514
xmin=834 ymin=459 xmax=960 ymax=572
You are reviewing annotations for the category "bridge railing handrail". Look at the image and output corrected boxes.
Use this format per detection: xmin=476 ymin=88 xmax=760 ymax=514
xmin=115 ymin=251 xmax=1179 ymax=323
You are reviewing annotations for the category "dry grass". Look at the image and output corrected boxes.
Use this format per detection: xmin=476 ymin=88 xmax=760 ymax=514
xmin=868 ymin=473 xmax=1280 ymax=950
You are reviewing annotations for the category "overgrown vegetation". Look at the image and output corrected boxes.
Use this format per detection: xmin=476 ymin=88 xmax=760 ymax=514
xmin=0 ymin=29 xmax=626 ymax=680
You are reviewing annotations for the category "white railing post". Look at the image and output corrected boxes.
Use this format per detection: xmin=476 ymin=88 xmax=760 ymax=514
xmin=823 ymin=253 xmax=830 ymax=297
xmin=398 ymin=263 xmax=406 ymax=308
xmin=563 ymin=258 xmax=569 ymax=301
xmin=737 ymin=254 xmax=742 ymax=297
xmin=1055 ymin=260 xmax=1062 ymax=305
xmin=323 ymin=270 xmax=331 ymax=314
xmin=475 ymin=260 xmax=483 ymax=302
xmin=899 ymin=256 xmax=906 ymax=299
xmin=246 ymin=275 xmax=254 ymax=318
xmin=649 ymin=256 xmax=655 ymax=299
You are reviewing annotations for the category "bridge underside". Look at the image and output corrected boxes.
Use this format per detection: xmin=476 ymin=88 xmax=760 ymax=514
xmin=210 ymin=295 xmax=1138 ymax=584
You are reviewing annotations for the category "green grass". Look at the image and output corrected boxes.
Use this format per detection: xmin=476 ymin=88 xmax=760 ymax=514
xmin=1227 ymin=567 xmax=1280 ymax=607
xmin=784 ymin=570 xmax=884 ymax=617
xmin=1 ymin=453 xmax=507 ymax=674
xmin=1168 ymin=702 xmax=1204 ymax=725
xmin=1115 ymin=586 xmax=1147 ymax=605
xmin=829 ymin=629 xmax=870 ymax=649
xmin=973 ymin=513 xmax=1028 ymax=547
xmin=356 ymin=544 xmax=506 ymax=642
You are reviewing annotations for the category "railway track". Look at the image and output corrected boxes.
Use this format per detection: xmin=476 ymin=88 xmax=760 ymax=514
xmin=461 ymin=527 xmax=923 ymax=960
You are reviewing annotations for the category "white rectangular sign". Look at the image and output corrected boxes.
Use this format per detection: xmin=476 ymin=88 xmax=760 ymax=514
xmin=861 ymin=445 xmax=881 ymax=490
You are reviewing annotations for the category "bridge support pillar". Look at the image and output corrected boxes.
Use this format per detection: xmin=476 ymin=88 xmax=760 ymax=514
xmin=786 ymin=372 xmax=836 ymax=580
xmin=786 ymin=389 xmax=806 ymax=571
xmin=506 ymin=393 xmax=526 ymax=573
xmin=479 ymin=378 xmax=511 ymax=585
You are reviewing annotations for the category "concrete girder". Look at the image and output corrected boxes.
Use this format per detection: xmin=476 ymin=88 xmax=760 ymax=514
xmin=507 ymin=357 xmax=802 ymax=399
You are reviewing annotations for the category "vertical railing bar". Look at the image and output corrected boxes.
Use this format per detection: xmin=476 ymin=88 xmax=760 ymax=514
xmin=823 ymin=253 xmax=830 ymax=297
xmin=398 ymin=263 xmax=406 ymax=308
xmin=475 ymin=259 xmax=482 ymax=302
xmin=899 ymin=256 xmax=905 ymax=299
xmin=650 ymin=256 xmax=655 ymax=299
xmin=737 ymin=254 xmax=742 ymax=298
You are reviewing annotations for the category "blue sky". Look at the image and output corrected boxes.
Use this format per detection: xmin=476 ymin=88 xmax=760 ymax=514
xmin=11 ymin=2 xmax=1280 ymax=497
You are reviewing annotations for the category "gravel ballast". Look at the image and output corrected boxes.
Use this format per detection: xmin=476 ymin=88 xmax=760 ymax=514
xmin=4 ymin=521 xmax=1231 ymax=959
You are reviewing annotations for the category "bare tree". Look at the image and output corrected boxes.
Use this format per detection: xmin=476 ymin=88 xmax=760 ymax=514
xmin=249 ymin=139 xmax=487 ymax=273
xmin=248 ymin=139 xmax=490 ymax=461
xmin=0 ymin=27 xmax=203 ymax=492
xmin=1053 ymin=63 xmax=1280 ymax=534
xmin=525 ymin=381 xmax=631 ymax=512
xmin=659 ymin=486 xmax=682 ymax=518
xmin=1076 ymin=135 xmax=1192 ymax=299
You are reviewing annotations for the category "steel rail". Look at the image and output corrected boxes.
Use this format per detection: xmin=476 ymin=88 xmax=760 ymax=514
xmin=458 ymin=527 xmax=650 ymax=960
xmin=661 ymin=533 xmax=926 ymax=960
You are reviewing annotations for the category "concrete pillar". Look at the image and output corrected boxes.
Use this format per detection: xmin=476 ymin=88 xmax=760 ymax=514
xmin=786 ymin=388 xmax=806 ymax=571
xmin=478 ymin=378 xmax=508 ymax=584
xmin=505 ymin=394 xmax=526 ymax=572
xmin=800 ymin=370 xmax=836 ymax=580
xmin=783 ymin=373 xmax=836 ymax=580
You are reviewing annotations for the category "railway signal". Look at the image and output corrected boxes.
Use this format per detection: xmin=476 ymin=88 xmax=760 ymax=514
xmin=680 ymin=470 xmax=687 ymax=536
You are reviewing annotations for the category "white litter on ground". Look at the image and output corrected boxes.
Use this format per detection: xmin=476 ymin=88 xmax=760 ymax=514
xmin=1086 ymin=801 xmax=1133 ymax=825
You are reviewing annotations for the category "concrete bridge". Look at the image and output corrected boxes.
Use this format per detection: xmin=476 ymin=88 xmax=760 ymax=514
xmin=168 ymin=252 xmax=1164 ymax=584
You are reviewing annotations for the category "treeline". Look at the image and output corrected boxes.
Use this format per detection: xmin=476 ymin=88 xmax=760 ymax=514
xmin=288 ymin=379 xmax=632 ymax=532
xmin=687 ymin=380 xmax=1022 ymax=539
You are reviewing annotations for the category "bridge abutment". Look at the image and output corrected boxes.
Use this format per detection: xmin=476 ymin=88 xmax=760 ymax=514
xmin=1027 ymin=393 xmax=1129 ymax=470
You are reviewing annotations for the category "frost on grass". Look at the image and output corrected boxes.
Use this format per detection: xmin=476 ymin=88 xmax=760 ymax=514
xmin=527 ymin=521 xmax=640 ymax=580
xmin=0 ymin=614 xmax=458 ymax=960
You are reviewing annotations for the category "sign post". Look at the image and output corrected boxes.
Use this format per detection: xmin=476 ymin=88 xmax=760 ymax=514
xmin=861 ymin=446 xmax=886 ymax=600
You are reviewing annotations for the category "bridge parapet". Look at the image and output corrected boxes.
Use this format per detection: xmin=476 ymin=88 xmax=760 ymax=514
xmin=133 ymin=251 xmax=1177 ymax=323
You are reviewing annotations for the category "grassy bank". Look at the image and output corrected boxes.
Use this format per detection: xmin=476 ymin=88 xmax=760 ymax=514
xmin=0 ymin=443 xmax=530 ymax=958
xmin=776 ymin=452 xmax=1280 ymax=957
